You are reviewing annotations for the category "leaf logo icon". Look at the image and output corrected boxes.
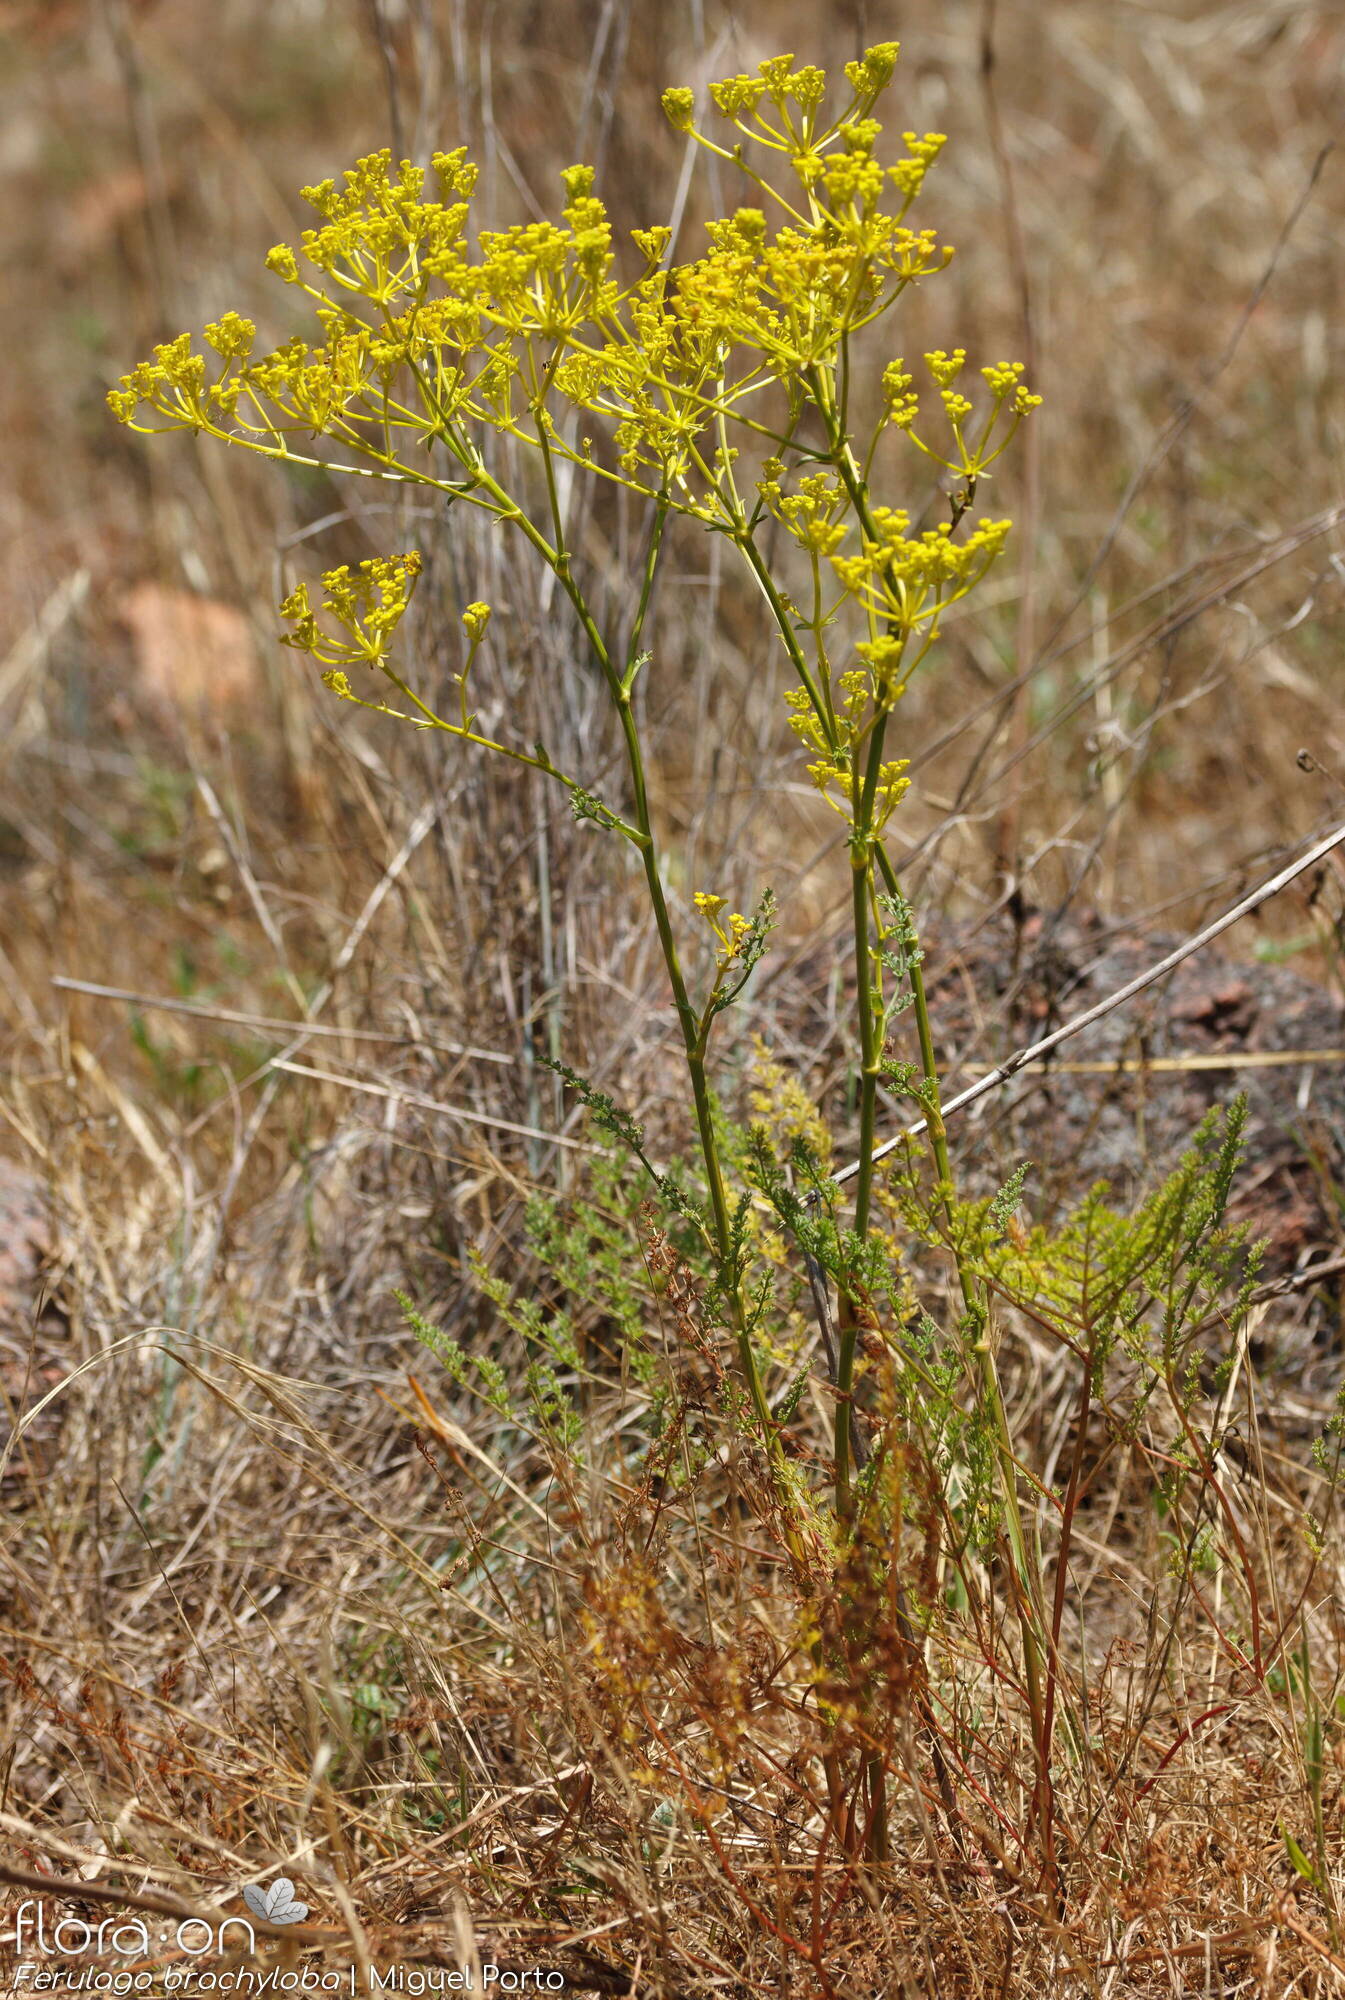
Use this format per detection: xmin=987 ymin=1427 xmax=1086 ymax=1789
xmin=242 ymin=1878 xmax=309 ymax=1925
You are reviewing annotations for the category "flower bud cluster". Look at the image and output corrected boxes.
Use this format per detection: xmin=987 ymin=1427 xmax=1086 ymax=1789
xmin=279 ymin=552 xmax=423 ymax=671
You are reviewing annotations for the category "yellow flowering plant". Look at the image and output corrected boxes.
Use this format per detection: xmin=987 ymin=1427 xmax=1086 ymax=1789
xmin=112 ymin=43 xmax=1043 ymax=1862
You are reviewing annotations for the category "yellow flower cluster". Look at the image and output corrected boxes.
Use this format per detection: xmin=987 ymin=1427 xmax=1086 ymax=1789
xmin=107 ymin=43 xmax=1040 ymax=859
xmin=107 ymin=45 xmax=1032 ymax=532
xmin=693 ymin=891 xmax=754 ymax=970
xmin=782 ymin=672 xmax=911 ymax=832
xmin=279 ymin=553 xmax=423 ymax=672
xmin=831 ymin=509 xmax=1012 ymax=630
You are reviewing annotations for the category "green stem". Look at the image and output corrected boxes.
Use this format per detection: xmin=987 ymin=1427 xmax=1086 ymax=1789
xmin=467 ymin=465 xmax=797 ymax=1529
xmin=619 ymin=694 xmax=784 ymax=1470
xmin=834 ymin=715 xmax=890 ymax=1514
xmin=736 ymin=532 xmax=839 ymax=746
xmin=625 ymin=503 xmax=667 ymax=689
xmin=816 ymin=387 xmax=1054 ymax=1874
xmin=371 ymin=667 xmax=642 ymax=832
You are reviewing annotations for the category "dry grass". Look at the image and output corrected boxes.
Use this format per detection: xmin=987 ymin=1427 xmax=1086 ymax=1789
xmin=3 ymin=1 xmax=1345 ymax=1994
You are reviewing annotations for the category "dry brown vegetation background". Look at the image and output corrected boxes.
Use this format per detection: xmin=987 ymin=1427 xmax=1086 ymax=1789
xmin=2 ymin=2 xmax=1345 ymax=1994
